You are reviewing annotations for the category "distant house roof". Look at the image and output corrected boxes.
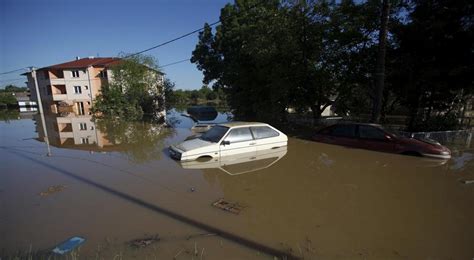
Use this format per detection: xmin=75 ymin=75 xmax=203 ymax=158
xmin=21 ymin=57 xmax=163 ymax=75
xmin=39 ymin=57 xmax=122 ymax=70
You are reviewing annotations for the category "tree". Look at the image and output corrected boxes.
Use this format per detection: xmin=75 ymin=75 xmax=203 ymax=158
xmin=198 ymin=85 xmax=212 ymax=99
xmin=391 ymin=0 xmax=474 ymax=130
xmin=93 ymin=54 xmax=165 ymax=121
xmin=1 ymin=85 xmax=28 ymax=93
xmin=206 ymin=91 xmax=218 ymax=100
xmin=371 ymin=0 xmax=391 ymax=123
xmin=0 ymin=93 xmax=17 ymax=106
xmin=191 ymin=0 xmax=386 ymax=122
xmin=192 ymin=0 xmax=292 ymax=122
xmin=163 ymin=78 xmax=176 ymax=108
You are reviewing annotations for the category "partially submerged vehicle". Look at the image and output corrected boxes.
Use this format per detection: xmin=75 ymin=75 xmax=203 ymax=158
xmin=180 ymin=146 xmax=288 ymax=175
xmin=169 ymin=122 xmax=288 ymax=161
xmin=313 ymin=123 xmax=451 ymax=159
xmin=186 ymin=106 xmax=218 ymax=122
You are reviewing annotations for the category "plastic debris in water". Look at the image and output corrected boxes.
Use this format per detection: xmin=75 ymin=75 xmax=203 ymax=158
xmin=52 ymin=236 xmax=86 ymax=255
xmin=212 ymin=198 xmax=243 ymax=214
xmin=39 ymin=185 xmax=66 ymax=196
xmin=129 ymin=234 xmax=160 ymax=248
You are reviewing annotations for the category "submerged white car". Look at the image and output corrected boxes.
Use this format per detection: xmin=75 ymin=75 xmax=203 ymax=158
xmin=169 ymin=122 xmax=288 ymax=161
xmin=179 ymin=146 xmax=288 ymax=175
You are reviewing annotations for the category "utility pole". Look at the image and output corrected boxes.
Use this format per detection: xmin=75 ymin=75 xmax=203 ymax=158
xmin=371 ymin=0 xmax=391 ymax=123
xmin=86 ymin=66 xmax=94 ymax=112
xmin=31 ymin=67 xmax=51 ymax=156
xmin=86 ymin=66 xmax=100 ymax=145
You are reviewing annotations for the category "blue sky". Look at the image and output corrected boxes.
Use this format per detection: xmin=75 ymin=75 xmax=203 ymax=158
xmin=0 ymin=0 xmax=230 ymax=89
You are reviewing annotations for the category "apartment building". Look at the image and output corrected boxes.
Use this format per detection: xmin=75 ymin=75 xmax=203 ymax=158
xmin=23 ymin=57 xmax=164 ymax=115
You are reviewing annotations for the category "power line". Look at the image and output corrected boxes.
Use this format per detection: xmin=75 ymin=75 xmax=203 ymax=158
xmin=159 ymin=59 xmax=190 ymax=68
xmin=0 ymin=67 xmax=28 ymax=75
xmin=0 ymin=78 xmax=25 ymax=83
xmin=92 ymin=0 xmax=267 ymax=67
xmin=3 ymin=0 xmax=268 ymax=72
xmin=125 ymin=21 xmax=221 ymax=59
xmin=0 ymin=58 xmax=190 ymax=85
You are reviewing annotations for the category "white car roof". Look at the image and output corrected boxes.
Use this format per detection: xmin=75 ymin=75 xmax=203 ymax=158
xmin=218 ymin=121 xmax=269 ymax=128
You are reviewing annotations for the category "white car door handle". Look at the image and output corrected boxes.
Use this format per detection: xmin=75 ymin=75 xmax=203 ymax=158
xmin=249 ymin=142 xmax=256 ymax=145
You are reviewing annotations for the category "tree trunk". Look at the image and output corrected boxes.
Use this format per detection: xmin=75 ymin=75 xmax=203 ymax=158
xmin=371 ymin=0 xmax=391 ymax=123
xmin=311 ymin=104 xmax=322 ymax=126
xmin=407 ymin=105 xmax=418 ymax=131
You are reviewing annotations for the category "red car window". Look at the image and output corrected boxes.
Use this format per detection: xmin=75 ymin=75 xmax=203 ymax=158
xmin=329 ymin=125 xmax=357 ymax=138
xmin=359 ymin=125 xmax=387 ymax=140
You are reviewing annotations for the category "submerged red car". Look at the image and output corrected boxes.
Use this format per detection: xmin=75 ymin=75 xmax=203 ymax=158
xmin=313 ymin=123 xmax=451 ymax=159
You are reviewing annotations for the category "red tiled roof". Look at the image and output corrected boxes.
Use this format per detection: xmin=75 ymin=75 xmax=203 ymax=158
xmin=38 ymin=57 xmax=122 ymax=70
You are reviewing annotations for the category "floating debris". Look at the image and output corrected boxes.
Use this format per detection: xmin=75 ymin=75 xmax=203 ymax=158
xmin=186 ymin=233 xmax=216 ymax=240
xmin=129 ymin=234 xmax=160 ymax=248
xmin=212 ymin=198 xmax=243 ymax=215
xmin=173 ymin=248 xmax=184 ymax=259
xmin=52 ymin=236 xmax=86 ymax=255
xmin=460 ymin=179 xmax=474 ymax=185
xmin=39 ymin=185 xmax=66 ymax=197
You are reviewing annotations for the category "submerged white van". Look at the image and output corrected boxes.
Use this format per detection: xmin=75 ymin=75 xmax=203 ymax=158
xmin=169 ymin=122 xmax=288 ymax=161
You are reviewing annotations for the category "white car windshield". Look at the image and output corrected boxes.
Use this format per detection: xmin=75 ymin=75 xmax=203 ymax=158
xmin=199 ymin=125 xmax=229 ymax=143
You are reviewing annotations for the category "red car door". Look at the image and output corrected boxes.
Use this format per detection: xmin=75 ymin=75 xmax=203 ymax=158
xmin=318 ymin=124 xmax=359 ymax=148
xmin=357 ymin=125 xmax=395 ymax=153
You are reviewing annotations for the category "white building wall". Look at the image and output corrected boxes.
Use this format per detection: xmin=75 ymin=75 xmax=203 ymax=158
xmin=61 ymin=69 xmax=93 ymax=101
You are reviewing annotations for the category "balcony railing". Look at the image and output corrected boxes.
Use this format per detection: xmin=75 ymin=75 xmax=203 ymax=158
xmin=52 ymin=94 xmax=67 ymax=101
xmin=50 ymin=78 xmax=67 ymax=85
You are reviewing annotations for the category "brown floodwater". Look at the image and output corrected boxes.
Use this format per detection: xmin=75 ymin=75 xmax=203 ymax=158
xmin=1 ymin=110 xmax=473 ymax=259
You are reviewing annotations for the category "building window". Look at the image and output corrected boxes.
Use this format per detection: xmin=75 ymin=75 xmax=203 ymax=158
xmin=79 ymin=123 xmax=87 ymax=130
xmin=80 ymin=138 xmax=89 ymax=144
xmin=99 ymin=70 xmax=108 ymax=78
xmin=77 ymin=102 xmax=85 ymax=115
xmin=85 ymin=85 xmax=89 ymax=90
xmin=47 ymin=85 xmax=52 ymax=96
xmin=72 ymin=70 xmax=80 ymax=77
xmin=74 ymin=86 xmax=82 ymax=94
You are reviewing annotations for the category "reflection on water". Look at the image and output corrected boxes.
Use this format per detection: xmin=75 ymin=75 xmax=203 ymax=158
xmin=34 ymin=113 xmax=173 ymax=163
xmin=1 ymin=111 xmax=474 ymax=259
xmin=180 ymin=147 xmax=287 ymax=175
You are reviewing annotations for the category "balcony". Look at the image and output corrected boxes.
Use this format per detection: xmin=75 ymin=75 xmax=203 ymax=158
xmin=58 ymin=123 xmax=72 ymax=133
xmin=53 ymin=94 xmax=67 ymax=101
xmin=51 ymin=85 xmax=67 ymax=101
xmin=50 ymin=78 xmax=67 ymax=85
xmin=49 ymin=70 xmax=64 ymax=79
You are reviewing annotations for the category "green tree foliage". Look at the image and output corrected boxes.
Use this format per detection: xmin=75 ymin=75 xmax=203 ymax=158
xmin=191 ymin=0 xmax=384 ymax=122
xmin=391 ymin=0 xmax=474 ymax=130
xmin=0 ymin=93 xmax=17 ymax=106
xmin=0 ymin=85 xmax=28 ymax=93
xmin=192 ymin=0 xmax=290 ymax=122
xmin=163 ymin=78 xmax=176 ymax=109
xmin=0 ymin=84 xmax=29 ymax=107
xmin=166 ymin=85 xmax=226 ymax=106
xmin=93 ymin=54 xmax=165 ymax=121
xmin=192 ymin=0 xmax=472 ymax=130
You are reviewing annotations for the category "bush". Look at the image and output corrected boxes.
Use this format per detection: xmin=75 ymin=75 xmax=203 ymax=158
xmin=206 ymin=91 xmax=217 ymax=100
xmin=409 ymin=113 xmax=460 ymax=131
xmin=0 ymin=93 xmax=17 ymax=106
